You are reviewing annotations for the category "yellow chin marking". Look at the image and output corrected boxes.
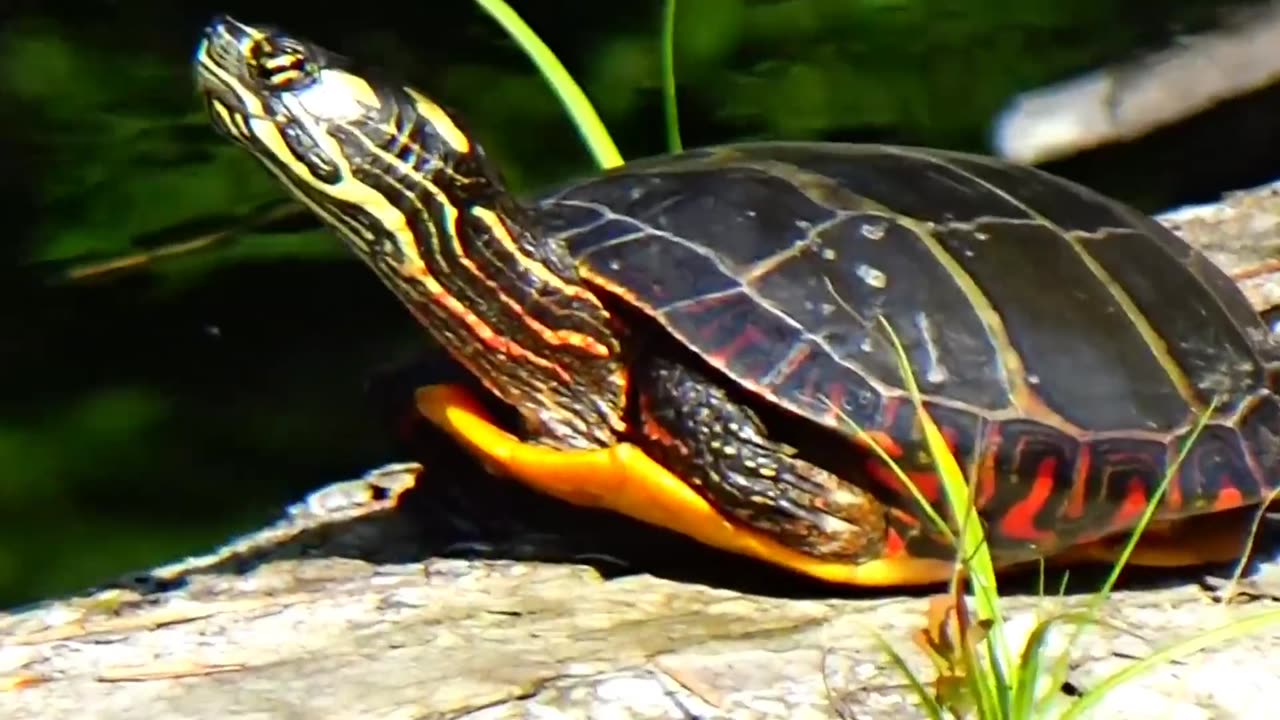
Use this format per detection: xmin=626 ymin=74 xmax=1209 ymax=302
xmin=329 ymin=71 xmax=381 ymax=109
xmin=414 ymin=383 xmax=960 ymax=587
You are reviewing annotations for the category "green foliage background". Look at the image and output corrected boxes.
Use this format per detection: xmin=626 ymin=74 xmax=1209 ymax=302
xmin=0 ymin=0 xmax=1256 ymax=607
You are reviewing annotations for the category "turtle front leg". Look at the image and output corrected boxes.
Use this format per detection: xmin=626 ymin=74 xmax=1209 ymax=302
xmin=625 ymin=355 xmax=957 ymax=586
xmin=629 ymin=355 xmax=888 ymax=559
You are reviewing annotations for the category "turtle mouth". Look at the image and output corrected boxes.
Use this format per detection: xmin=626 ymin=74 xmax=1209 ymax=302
xmin=193 ymin=15 xmax=253 ymax=90
xmin=192 ymin=16 xmax=277 ymax=145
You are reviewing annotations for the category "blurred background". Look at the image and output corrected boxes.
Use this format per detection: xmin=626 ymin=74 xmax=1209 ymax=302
xmin=2 ymin=0 xmax=1279 ymax=608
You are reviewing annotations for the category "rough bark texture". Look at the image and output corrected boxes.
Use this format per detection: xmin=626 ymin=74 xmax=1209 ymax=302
xmin=6 ymin=179 xmax=1280 ymax=719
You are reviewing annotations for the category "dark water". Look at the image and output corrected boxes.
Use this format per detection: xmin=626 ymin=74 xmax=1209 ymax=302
xmin=0 ymin=0 xmax=1273 ymax=607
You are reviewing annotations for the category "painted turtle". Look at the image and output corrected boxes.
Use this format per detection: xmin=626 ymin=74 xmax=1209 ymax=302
xmin=193 ymin=16 xmax=1280 ymax=586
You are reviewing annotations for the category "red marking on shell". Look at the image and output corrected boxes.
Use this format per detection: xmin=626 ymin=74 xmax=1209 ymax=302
xmin=866 ymin=457 xmax=942 ymax=506
xmin=1213 ymin=485 xmax=1245 ymax=511
xmin=884 ymin=526 xmax=907 ymax=557
xmin=1111 ymin=475 xmax=1151 ymax=530
xmin=705 ymin=324 xmax=771 ymax=370
xmin=1163 ymin=451 xmax=1184 ymax=513
xmin=1062 ymin=445 xmax=1091 ymax=521
xmin=973 ymin=423 xmax=1001 ymax=509
xmin=999 ymin=456 xmax=1056 ymax=542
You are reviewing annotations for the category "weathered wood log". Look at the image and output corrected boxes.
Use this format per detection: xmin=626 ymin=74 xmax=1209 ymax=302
xmin=5 ymin=180 xmax=1280 ymax=720
xmin=994 ymin=4 xmax=1280 ymax=164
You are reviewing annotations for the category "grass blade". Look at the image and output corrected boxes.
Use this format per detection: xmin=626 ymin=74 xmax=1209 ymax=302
xmin=1216 ymin=486 xmax=1280 ymax=601
xmin=660 ymin=0 xmax=683 ymax=152
xmin=1059 ymin=608 xmax=1280 ymax=720
xmin=869 ymin=630 xmax=946 ymax=720
xmin=1089 ymin=401 xmax=1216 ymax=610
xmin=471 ymin=0 xmax=624 ymax=169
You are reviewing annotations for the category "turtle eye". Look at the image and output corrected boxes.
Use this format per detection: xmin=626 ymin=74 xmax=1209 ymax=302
xmin=248 ymin=36 xmax=317 ymax=93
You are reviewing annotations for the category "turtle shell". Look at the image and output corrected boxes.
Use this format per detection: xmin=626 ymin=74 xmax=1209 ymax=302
xmin=536 ymin=142 xmax=1280 ymax=557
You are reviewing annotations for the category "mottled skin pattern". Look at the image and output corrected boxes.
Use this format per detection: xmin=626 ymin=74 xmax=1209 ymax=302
xmin=195 ymin=16 xmax=1280 ymax=574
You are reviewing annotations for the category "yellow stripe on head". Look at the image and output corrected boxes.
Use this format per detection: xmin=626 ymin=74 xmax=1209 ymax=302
xmin=406 ymin=88 xmax=471 ymax=155
xmin=194 ymin=16 xmax=630 ymax=449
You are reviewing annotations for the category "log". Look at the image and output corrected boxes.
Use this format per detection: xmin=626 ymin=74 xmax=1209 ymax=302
xmin=5 ymin=180 xmax=1280 ymax=719
xmin=993 ymin=3 xmax=1280 ymax=164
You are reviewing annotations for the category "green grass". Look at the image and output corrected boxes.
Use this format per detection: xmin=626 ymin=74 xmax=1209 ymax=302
xmin=470 ymin=0 xmax=623 ymax=169
xmin=660 ymin=0 xmax=683 ymax=153
xmin=866 ymin=323 xmax=1280 ymax=719
xmin=472 ymin=1 xmax=1280 ymax=717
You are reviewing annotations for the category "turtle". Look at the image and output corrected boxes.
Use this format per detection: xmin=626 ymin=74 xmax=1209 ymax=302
xmin=192 ymin=15 xmax=1280 ymax=587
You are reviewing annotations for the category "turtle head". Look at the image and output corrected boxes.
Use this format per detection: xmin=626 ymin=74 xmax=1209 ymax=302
xmin=194 ymin=15 xmax=474 ymax=194
xmin=193 ymin=16 xmax=627 ymax=449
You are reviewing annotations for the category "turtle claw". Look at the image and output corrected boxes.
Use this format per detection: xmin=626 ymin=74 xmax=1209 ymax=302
xmin=1200 ymin=557 xmax=1280 ymax=604
xmin=1200 ymin=569 xmax=1280 ymax=603
xmin=1198 ymin=513 xmax=1280 ymax=603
